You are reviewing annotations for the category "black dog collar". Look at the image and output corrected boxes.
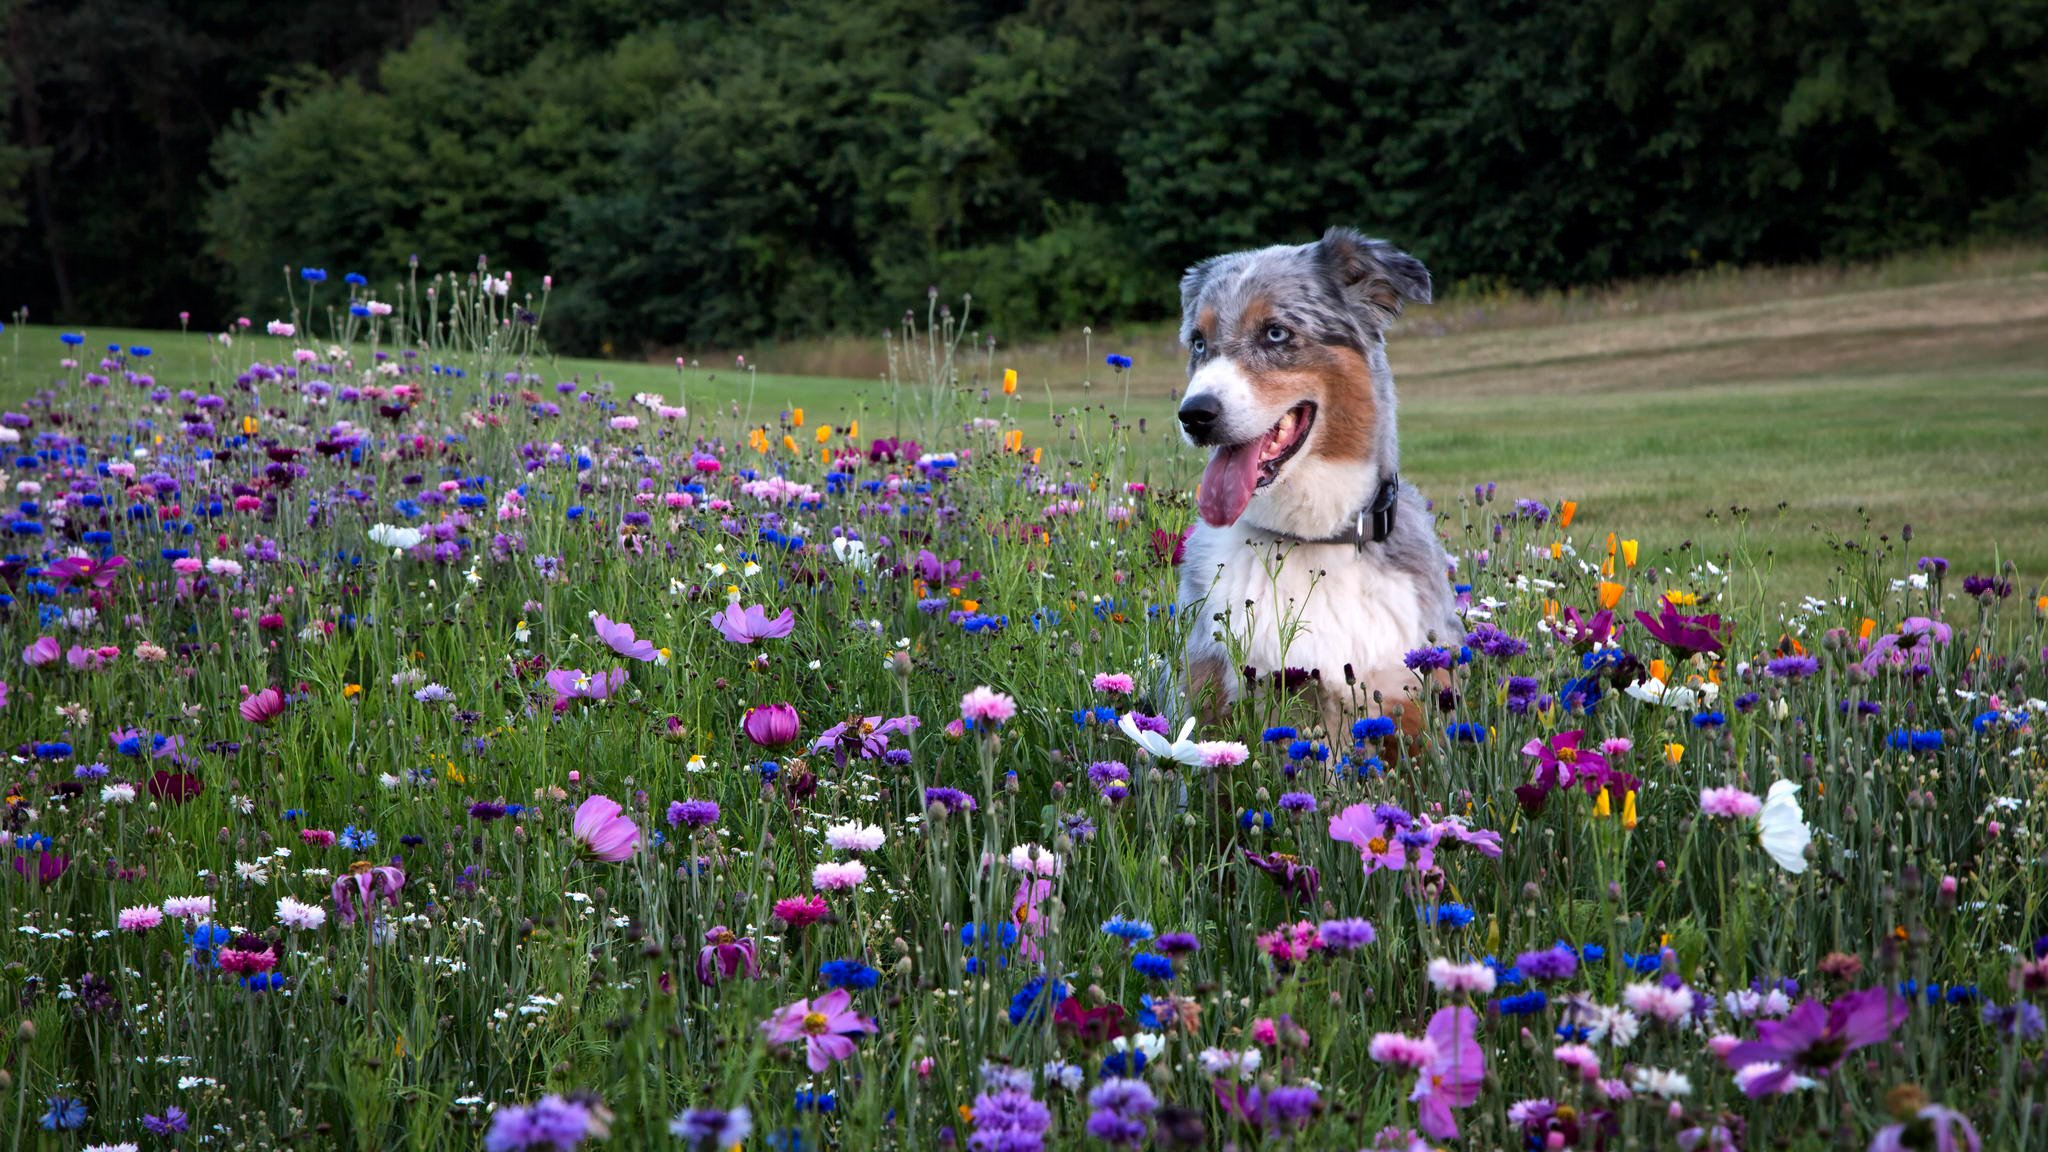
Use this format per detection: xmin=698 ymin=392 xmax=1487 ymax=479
xmin=1252 ymin=474 xmax=1400 ymax=549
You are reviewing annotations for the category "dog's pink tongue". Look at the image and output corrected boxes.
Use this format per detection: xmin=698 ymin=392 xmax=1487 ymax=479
xmin=1198 ymin=442 xmax=1263 ymax=527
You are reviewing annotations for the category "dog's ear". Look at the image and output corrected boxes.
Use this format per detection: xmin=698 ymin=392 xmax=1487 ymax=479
xmin=1320 ymin=227 xmax=1431 ymax=328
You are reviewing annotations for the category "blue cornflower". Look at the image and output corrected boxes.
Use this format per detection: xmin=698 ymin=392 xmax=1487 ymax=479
xmin=1690 ymin=711 xmax=1727 ymax=728
xmin=1239 ymin=809 xmax=1273 ymax=832
xmin=1424 ymin=903 xmax=1475 ymax=929
xmin=1104 ymin=354 xmax=1133 ymax=370
xmin=794 ymin=1090 xmax=836 ymax=1113
xmin=344 ymin=272 xmax=367 ymax=286
xmin=1888 ymin=728 xmax=1944 ymax=752
xmin=339 ymin=825 xmax=378 ymax=850
xmin=1497 ymin=990 xmax=1549 ymax=1016
xmin=41 ymin=1098 xmax=87 ymax=1130
xmin=1007 ymin=976 xmax=1067 ymax=1025
xmin=1131 ymin=952 xmax=1175 ymax=981
xmin=60 ymin=332 xmax=84 ymax=346
xmin=1262 ymin=725 xmax=1298 ymax=743
xmin=1101 ymin=916 xmax=1155 ymax=943
xmin=241 ymin=972 xmax=288 ymax=992
xmin=1352 ymin=716 xmax=1397 ymax=742
xmin=818 ymin=960 xmax=880 ymax=990
xmin=1446 ymin=723 xmax=1488 ymax=743
xmin=301 ymin=267 xmax=327 ymax=282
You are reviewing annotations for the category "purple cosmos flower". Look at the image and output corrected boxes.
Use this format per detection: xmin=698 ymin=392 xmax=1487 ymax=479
xmin=1721 ymin=988 xmax=1907 ymax=1096
xmin=1633 ymin=601 xmax=1727 ymax=657
xmin=1241 ymin=849 xmax=1321 ymax=902
xmin=590 ymin=612 xmax=659 ymax=662
xmin=710 ymin=603 xmax=795 ymax=644
xmin=695 ymin=926 xmax=759 ymax=985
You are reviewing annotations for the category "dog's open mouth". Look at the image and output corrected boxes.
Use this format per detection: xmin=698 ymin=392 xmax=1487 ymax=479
xmin=1197 ymin=401 xmax=1317 ymax=527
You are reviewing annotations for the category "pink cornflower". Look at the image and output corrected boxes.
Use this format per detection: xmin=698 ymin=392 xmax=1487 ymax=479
xmin=824 ymin=822 xmax=885 ymax=852
xmin=772 ymin=895 xmax=830 ymax=930
xmin=761 ymin=989 xmax=879 ymax=1072
xmin=117 ymin=905 xmax=164 ymax=932
xmin=1623 ymin=981 xmax=1697 ymax=1024
xmin=812 ymin=861 xmax=869 ymax=891
xmin=217 ymin=947 xmax=277 ymax=976
xmin=1194 ymin=740 xmax=1249 ymax=768
xmin=1553 ymin=1043 xmax=1602 ymax=1081
xmin=1699 ymin=787 xmax=1763 ymax=819
xmin=571 ymin=795 xmax=640 ymax=862
xmin=1367 ymin=1033 xmax=1439 ymax=1069
xmin=1005 ymin=843 xmax=1063 ymax=876
xmin=960 ymin=686 xmax=1018 ymax=727
xmin=300 ymin=829 xmax=337 ymax=847
xmin=1600 ymin=737 xmax=1634 ymax=758
xmin=1256 ymin=921 xmax=1325 ymax=971
xmin=1427 ymin=958 xmax=1498 ymax=997
xmin=161 ymin=896 xmax=213 ymax=921
xmin=1091 ymin=673 xmax=1136 ymax=695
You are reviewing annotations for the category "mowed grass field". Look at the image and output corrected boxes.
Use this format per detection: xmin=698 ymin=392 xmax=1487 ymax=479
xmin=7 ymin=247 xmax=2045 ymax=598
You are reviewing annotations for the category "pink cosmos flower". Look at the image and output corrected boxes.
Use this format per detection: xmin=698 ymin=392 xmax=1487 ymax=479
xmin=590 ymin=612 xmax=659 ymax=662
xmin=331 ymin=864 xmax=406 ymax=925
xmin=571 ymin=794 xmax=640 ymax=862
xmin=22 ymin=636 xmax=60 ymax=667
xmin=742 ymin=703 xmax=801 ymax=747
xmin=1699 ymin=787 xmax=1763 ymax=819
xmin=696 ymin=926 xmax=759 ymax=985
xmin=710 ymin=603 xmax=795 ymax=644
xmin=1412 ymin=1006 xmax=1485 ymax=1140
xmin=117 ymin=905 xmax=164 ymax=932
xmin=960 ymin=686 xmax=1018 ymax=726
xmin=1011 ymin=876 xmax=1054 ymax=962
xmin=1329 ymin=804 xmax=1431 ymax=874
xmin=1092 ymin=672 xmax=1136 ymax=695
xmin=238 ymin=687 xmax=286 ymax=725
xmin=1721 ymin=988 xmax=1907 ymax=1097
xmin=761 ymin=989 xmax=879 ymax=1072
xmin=812 ymin=860 xmax=869 ymax=890
xmin=1553 ymin=1043 xmax=1602 ymax=1081
xmin=547 ymin=667 xmax=628 ymax=707
xmin=47 ymin=555 xmax=127 ymax=591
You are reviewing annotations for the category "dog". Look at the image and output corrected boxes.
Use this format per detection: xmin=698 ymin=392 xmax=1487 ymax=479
xmin=1175 ymin=227 xmax=1461 ymax=736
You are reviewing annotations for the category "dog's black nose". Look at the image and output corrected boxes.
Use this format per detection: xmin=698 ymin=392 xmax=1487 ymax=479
xmin=1178 ymin=394 xmax=1222 ymax=439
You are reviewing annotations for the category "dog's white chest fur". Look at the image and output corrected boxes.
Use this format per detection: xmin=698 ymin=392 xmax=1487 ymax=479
xmin=1179 ymin=524 xmax=1431 ymax=710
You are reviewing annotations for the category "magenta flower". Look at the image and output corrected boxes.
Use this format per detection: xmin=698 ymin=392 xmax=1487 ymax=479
xmin=960 ymin=686 xmax=1018 ymax=727
xmin=1633 ymin=600 xmax=1727 ymax=658
xmin=1558 ymin=606 xmax=1617 ymax=647
xmin=47 ymin=555 xmax=126 ymax=591
xmin=570 ymin=794 xmax=640 ymax=862
xmin=1516 ymin=730 xmax=1611 ymax=813
xmin=696 ymin=926 xmax=760 ymax=985
xmin=761 ymin=988 xmax=879 ymax=1072
xmin=1868 ymin=1104 xmax=1980 ymax=1152
xmin=238 ymin=687 xmax=287 ymax=725
xmin=22 ymin=636 xmax=59 ymax=667
xmin=1721 ymin=987 xmax=1907 ymax=1097
xmin=1411 ymin=1006 xmax=1485 ymax=1140
xmin=1329 ymin=804 xmax=1431 ymax=873
xmin=547 ymin=667 xmax=628 ymax=707
xmin=710 ymin=603 xmax=794 ymax=644
xmin=590 ymin=612 xmax=659 ymax=662
xmin=12 ymin=850 xmax=69 ymax=886
xmin=742 ymin=703 xmax=801 ymax=747
xmin=810 ymin=714 xmax=920 ymax=763
xmin=331 ymin=864 xmax=405 ymax=925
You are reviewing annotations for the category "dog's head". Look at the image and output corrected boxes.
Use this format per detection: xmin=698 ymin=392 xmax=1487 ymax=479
xmin=1177 ymin=227 xmax=1430 ymax=533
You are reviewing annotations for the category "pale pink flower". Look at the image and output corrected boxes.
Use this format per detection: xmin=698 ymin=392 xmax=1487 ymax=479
xmin=1194 ymin=740 xmax=1249 ymax=768
xmin=1091 ymin=672 xmax=1136 ymax=695
xmin=761 ymin=988 xmax=878 ymax=1072
xmin=1367 ymin=1033 xmax=1439 ymax=1069
xmin=1623 ymin=981 xmax=1697 ymax=1024
xmin=1426 ymin=958 xmax=1497 ymax=996
xmin=1699 ymin=787 xmax=1762 ymax=819
xmin=1005 ymin=843 xmax=1063 ymax=876
xmin=824 ymin=822 xmax=885 ymax=853
xmin=117 ymin=905 xmax=163 ymax=932
xmin=812 ymin=861 xmax=869 ymax=891
xmin=1553 ymin=1043 xmax=1602 ymax=1081
xmin=161 ymin=895 xmax=213 ymax=921
xmin=959 ymin=686 xmax=1018 ymax=727
xmin=570 ymin=794 xmax=641 ymax=862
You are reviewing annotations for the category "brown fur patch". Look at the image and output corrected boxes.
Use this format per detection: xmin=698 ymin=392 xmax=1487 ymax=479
xmin=1243 ymin=346 xmax=1377 ymax=462
xmin=1186 ymin=655 xmax=1231 ymax=725
xmin=1196 ymin=305 xmax=1218 ymax=339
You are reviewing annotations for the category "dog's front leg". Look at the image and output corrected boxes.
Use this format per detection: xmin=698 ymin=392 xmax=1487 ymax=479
xmin=1185 ymin=655 xmax=1233 ymax=727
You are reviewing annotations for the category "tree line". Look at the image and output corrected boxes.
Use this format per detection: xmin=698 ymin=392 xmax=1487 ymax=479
xmin=5 ymin=0 xmax=2046 ymax=353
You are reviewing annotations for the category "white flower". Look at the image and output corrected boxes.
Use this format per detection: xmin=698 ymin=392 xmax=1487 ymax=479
xmin=1198 ymin=1047 xmax=1263 ymax=1080
xmin=831 ymin=537 xmax=872 ymax=571
xmin=1757 ymin=779 xmax=1812 ymax=874
xmin=1118 ymin=713 xmax=1199 ymax=763
xmin=1042 ymin=1061 xmax=1084 ymax=1092
xmin=368 ymin=523 xmax=424 ymax=551
xmin=1630 ymin=1067 xmax=1693 ymax=1099
xmin=100 ymin=783 xmax=137 ymax=805
xmin=1624 ymin=676 xmax=1718 ymax=710
xmin=233 ymin=860 xmax=270 ymax=884
xmin=824 ymin=822 xmax=886 ymax=853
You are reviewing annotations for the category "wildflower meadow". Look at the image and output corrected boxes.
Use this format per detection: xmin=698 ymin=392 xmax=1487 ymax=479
xmin=0 ymin=264 xmax=2043 ymax=1152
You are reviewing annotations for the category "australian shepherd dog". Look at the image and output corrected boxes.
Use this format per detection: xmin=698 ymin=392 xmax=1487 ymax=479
xmin=1176 ymin=227 xmax=1461 ymax=735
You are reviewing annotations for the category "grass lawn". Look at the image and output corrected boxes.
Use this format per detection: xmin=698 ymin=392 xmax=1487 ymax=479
xmin=8 ymin=254 xmax=2045 ymax=597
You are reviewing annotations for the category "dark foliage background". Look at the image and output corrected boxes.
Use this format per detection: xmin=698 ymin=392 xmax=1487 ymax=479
xmin=5 ymin=0 xmax=2046 ymax=352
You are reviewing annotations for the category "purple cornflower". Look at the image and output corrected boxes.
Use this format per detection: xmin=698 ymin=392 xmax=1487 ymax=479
xmin=1515 ymin=944 xmax=1579 ymax=982
xmin=1084 ymin=1078 xmax=1156 ymax=1146
xmin=924 ymin=786 xmax=978 ymax=814
xmin=142 ymin=1106 xmax=190 ymax=1135
xmin=667 ymin=799 xmax=720 ymax=829
xmin=969 ymin=1087 xmax=1051 ymax=1152
xmin=1155 ymin=932 xmax=1201 ymax=957
xmin=1764 ymin=655 xmax=1819 ymax=679
xmin=469 ymin=801 xmax=508 ymax=821
xmin=1403 ymin=646 xmax=1457 ymax=673
xmin=485 ymin=1094 xmax=604 ymax=1151
xmin=1318 ymin=918 xmax=1377 ymax=950
xmin=1278 ymin=791 xmax=1317 ymax=814
xmin=1466 ymin=624 xmax=1528 ymax=659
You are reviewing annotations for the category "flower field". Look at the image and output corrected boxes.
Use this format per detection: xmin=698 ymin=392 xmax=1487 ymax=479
xmin=1 ymin=266 xmax=2044 ymax=1152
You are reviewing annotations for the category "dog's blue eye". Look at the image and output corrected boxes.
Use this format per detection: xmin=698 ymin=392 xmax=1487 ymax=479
xmin=1265 ymin=325 xmax=1289 ymax=344
xmin=1190 ymin=337 xmax=1206 ymax=357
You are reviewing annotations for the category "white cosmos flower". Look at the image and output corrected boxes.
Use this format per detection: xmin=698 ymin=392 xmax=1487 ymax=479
xmin=831 ymin=537 xmax=872 ymax=571
xmin=1624 ymin=676 xmax=1718 ymax=710
xmin=1118 ymin=713 xmax=1198 ymax=763
xmin=1757 ymin=779 xmax=1812 ymax=874
xmin=368 ymin=523 xmax=424 ymax=551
